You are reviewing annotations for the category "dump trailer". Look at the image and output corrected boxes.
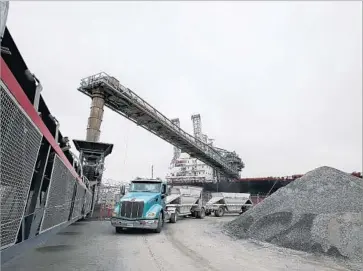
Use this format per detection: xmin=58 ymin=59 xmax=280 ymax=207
xmin=165 ymin=186 xmax=206 ymax=223
xmin=111 ymin=178 xmax=170 ymax=233
xmin=205 ymin=192 xmax=253 ymax=217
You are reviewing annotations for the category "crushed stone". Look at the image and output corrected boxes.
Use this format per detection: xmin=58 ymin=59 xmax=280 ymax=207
xmin=224 ymin=166 xmax=363 ymax=262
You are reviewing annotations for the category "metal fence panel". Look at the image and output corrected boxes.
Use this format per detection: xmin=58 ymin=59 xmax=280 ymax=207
xmin=72 ymin=184 xmax=85 ymax=219
xmin=0 ymin=84 xmax=42 ymax=250
xmin=92 ymin=185 xmax=100 ymax=212
xmin=84 ymin=191 xmax=92 ymax=215
xmin=88 ymin=191 xmax=93 ymax=213
xmin=40 ymin=155 xmax=75 ymax=232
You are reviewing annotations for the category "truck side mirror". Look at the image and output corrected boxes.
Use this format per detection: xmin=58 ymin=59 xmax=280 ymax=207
xmin=120 ymin=185 xmax=126 ymax=196
xmin=162 ymin=184 xmax=167 ymax=195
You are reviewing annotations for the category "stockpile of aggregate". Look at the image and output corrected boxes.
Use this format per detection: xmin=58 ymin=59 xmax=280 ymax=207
xmin=225 ymin=166 xmax=363 ymax=262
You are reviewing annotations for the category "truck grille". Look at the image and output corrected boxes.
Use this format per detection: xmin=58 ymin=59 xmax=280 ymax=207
xmin=120 ymin=201 xmax=144 ymax=218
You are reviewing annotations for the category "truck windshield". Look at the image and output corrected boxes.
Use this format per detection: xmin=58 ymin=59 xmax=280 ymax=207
xmin=129 ymin=182 xmax=161 ymax=193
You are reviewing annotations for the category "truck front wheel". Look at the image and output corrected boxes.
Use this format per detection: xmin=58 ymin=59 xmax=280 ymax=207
xmin=115 ymin=227 xmax=123 ymax=233
xmin=154 ymin=215 xmax=163 ymax=233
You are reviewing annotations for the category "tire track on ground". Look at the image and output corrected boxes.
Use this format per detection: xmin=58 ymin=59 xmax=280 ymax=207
xmin=164 ymin=226 xmax=219 ymax=271
xmin=142 ymin=236 xmax=165 ymax=271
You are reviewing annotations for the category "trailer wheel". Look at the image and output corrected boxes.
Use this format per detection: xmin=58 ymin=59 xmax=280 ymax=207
xmin=196 ymin=208 xmax=205 ymax=219
xmin=115 ymin=227 xmax=123 ymax=233
xmin=170 ymin=212 xmax=177 ymax=223
xmin=215 ymin=207 xmax=225 ymax=217
xmin=240 ymin=206 xmax=247 ymax=215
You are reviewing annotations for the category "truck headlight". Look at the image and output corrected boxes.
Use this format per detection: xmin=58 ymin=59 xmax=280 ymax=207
xmin=146 ymin=212 xmax=156 ymax=218
xmin=112 ymin=208 xmax=119 ymax=217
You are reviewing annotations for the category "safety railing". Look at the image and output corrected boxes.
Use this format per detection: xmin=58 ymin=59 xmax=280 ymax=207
xmin=0 ymin=84 xmax=43 ymax=249
xmin=1 ymin=83 xmax=93 ymax=250
xmin=40 ymin=155 xmax=78 ymax=232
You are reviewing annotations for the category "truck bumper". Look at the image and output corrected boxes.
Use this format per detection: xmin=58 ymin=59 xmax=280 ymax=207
xmin=111 ymin=217 xmax=158 ymax=230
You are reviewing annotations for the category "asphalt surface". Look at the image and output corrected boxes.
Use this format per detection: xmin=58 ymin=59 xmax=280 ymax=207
xmin=1 ymin=216 xmax=354 ymax=271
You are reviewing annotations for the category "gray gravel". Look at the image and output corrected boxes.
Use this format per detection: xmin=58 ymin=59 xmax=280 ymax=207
xmin=225 ymin=166 xmax=363 ymax=263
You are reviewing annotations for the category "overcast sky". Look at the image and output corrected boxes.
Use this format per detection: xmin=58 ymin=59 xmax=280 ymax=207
xmin=6 ymin=1 xmax=362 ymax=182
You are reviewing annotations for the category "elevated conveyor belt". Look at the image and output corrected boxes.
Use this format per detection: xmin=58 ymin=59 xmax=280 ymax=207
xmin=78 ymin=72 xmax=242 ymax=179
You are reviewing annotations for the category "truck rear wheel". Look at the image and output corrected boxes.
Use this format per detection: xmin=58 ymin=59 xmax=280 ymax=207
xmin=215 ymin=207 xmax=225 ymax=217
xmin=170 ymin=212 xmax=177 ymax=223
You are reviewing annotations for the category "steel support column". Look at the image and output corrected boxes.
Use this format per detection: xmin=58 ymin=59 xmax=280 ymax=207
xmin=86 ymin=89 xmax=105 ymax=142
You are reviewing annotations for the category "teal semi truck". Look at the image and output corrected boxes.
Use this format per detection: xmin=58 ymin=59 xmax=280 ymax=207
xmin=111 ymin=178 xmax=171 ymax=233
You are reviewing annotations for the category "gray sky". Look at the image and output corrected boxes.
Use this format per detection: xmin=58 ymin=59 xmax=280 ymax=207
xmin=7 ymin=1 xmax=362 ymax=182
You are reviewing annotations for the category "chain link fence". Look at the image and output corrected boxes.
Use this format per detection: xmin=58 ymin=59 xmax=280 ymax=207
xmin=0 ymin=81 xmax=92 ymax=245
xmin=1 ymin=69 xmax=95 ymax=253
xmin=71 ymin=184 xmax=86 ymax=220
xmin=40 ymin=155 xmax=76 ymax=232
xmin=0 ymin=84 xmax=42 ymax=250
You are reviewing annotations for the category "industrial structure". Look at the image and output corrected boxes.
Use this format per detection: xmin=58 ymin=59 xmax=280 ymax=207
xmin=97 ymin=180 xmax=128 ymax=206
xmin=166 ymin=114 xmax=244 ymax=184
xmin=1 ymin=2 xmax=362 ymax=265
xmin=93 ymin=180 xmax=128 ymax=220
xmin=0 ymin=10 xmax=245 ymax=259
xmin=77 ymin=72 xmax=244 ymax=179
xmin=0 ymin=4 xmax=114 ymax=262
xmin=1 ymin=32 xmax=94 ymax=262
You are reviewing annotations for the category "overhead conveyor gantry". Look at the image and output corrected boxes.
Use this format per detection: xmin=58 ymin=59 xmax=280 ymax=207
xmin=78 ymin=72 xmax=243 ymax=179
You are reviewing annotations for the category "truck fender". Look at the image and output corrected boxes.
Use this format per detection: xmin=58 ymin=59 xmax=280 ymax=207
xmin=147 ymin=204 xmax=163 ymax=218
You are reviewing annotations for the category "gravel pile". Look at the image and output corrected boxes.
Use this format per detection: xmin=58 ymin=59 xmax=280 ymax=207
xmin=225 ymin=166 xmax=363 ymax=262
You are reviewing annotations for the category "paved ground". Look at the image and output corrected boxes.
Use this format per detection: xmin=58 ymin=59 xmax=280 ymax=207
xmin=1 ymin=216 xmax=356 ymax=271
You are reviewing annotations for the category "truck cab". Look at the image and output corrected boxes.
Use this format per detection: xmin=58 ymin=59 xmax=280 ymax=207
xmin=111 ymin=178 xmax=168 ymax=233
